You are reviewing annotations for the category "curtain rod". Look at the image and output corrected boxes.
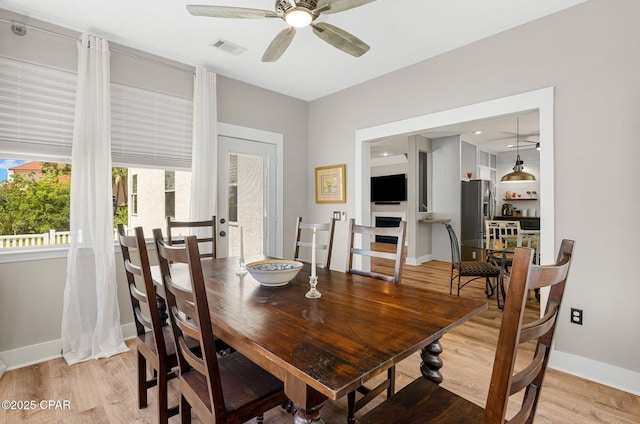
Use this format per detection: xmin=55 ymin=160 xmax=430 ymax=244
xmin=0 ymin=17 xmax=195 ymax=75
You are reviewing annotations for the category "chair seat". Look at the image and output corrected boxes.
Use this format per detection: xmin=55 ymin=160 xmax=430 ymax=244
xmin=137 ymin=327 xmax=203 ymax=365
xmin=359 ymin=377 xmax=485 ymax=424
xmin=458 ymin=261 xmax=500 ymax=277
xmin=181 ymin=351 xmax=287 ymax=423
xmin=137 ymin=326 xmax=177 ymax=358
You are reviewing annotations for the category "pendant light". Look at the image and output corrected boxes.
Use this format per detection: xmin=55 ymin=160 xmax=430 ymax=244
xmin=501 ymin=116 xmax=536 ymax=182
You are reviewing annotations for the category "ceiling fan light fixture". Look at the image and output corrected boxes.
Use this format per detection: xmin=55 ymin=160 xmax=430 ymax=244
xmin=285 ymin=8 xmax=313 ymax=27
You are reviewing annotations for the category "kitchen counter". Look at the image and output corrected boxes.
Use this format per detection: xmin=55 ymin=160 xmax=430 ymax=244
xmin=419 ymin=218 xmax=451 ymax=224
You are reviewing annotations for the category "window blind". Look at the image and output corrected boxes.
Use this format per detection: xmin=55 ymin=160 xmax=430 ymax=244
xmin=111 ymin=83 xmax=193 ymax=169
xmin=0 ymin=57 xmax=194 ymax=169
xmin=0 ymin=57 xmax=77 ymax=160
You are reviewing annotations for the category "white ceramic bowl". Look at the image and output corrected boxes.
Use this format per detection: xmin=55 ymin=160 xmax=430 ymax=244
xmin=245 ymin=260 xmax=303 ymax=287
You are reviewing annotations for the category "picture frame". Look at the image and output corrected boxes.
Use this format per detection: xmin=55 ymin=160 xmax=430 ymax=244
xmin=315 ymin=164 xmax=346 ymax=204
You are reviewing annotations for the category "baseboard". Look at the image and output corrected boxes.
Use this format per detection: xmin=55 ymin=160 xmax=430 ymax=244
xmin=0 ymin=322 xmax=137 ymax=372
xmin=405 ymin=255 xmax=433 ymax=266
xmin=550 ymin=349 xmax=640 ymax=395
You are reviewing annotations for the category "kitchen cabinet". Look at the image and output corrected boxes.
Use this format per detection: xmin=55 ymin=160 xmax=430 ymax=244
xmin=461 ymin=141 xmax=496 ymax=185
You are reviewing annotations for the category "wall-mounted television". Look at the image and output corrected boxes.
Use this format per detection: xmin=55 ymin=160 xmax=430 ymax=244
xmin=371 ymin=174 xmax=407 ymax=203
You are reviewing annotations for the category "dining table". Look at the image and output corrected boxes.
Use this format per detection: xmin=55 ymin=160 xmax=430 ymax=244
xmin=153 ymin=255 xmax=487 ymax=423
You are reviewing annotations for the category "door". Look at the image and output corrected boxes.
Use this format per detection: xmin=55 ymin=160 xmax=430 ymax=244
xmin=217 ymin=136 xmax=277 ymax=258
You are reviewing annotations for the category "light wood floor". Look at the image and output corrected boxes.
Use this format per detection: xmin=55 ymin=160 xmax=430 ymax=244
xmin=1 ymin=255 xmax=638 ymax=423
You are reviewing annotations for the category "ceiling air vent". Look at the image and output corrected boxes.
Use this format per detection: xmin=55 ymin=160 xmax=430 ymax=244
xmin=209 ymin=38 xmax=246 ymax=56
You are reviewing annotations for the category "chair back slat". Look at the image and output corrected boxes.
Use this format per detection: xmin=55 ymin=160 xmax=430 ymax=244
xmin=135 ymin=310 xmax=154 ymax=331
xmin=350 ymin=247 xmax=400 ymax=261
xmin=509 ymin=348 xmax=545 ymax=395
xmin=484 ymin=239 xmax=574 ymax=424
xmin=129 ymin=284 xmax=148 ymax=305
xmin=507 ymin=388 xmax=538 ymax=424
xmin=124 ymin=257 xmax=143 ymax=276
xmin=294 ymin=217 xmax=336 ymax=269
xmin=347 ymin=219 xmax=406 ymax=284
xmin=153 ymin=228 xmax=228 ymax=419
xmin=167 ymin=215 xmax=217 ymax=259
xmin=519 ymin=305 xmax=558 ymax=344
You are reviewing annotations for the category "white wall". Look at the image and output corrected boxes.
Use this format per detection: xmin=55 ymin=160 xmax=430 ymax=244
xmin=431 ymin=136 xmax=462 ymax=261
xmin=307 ymin=0 xmax=640 ymax=393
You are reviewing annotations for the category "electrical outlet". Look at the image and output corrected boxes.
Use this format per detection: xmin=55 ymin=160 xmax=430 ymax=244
xmin=570 ymin=308 xmax=583 ymax=325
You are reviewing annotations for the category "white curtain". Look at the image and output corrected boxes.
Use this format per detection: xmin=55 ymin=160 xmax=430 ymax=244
xmin=61 ymin=34 xmax=127 ymax=365
xmin=189 ymin=67 xmax=218 ymax=221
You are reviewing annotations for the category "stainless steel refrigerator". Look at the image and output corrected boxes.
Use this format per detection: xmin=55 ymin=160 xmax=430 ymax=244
xmin=461 ymin=180 xmax=495 ymax=261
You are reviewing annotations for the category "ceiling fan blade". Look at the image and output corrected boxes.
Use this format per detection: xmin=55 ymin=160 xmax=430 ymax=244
xmin=312 ymin=22 xmax=370 ymax=57
xmin=262 ymin=27 xmax=296 ymax=62
xmin=317 ymin=0 xmax=376 ymax=15
xmin=186 ymin=5 xmax=279 ymax=19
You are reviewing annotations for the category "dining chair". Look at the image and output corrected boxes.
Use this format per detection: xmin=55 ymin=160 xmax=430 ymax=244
xmin=153 ymin=229 xmax=289 ymax=424
xmin=346 ymin=218 xmax=407 ymax=284
xmin=359 ymin=239 xmax=575 ymax=424
xmin=293 ymin=216 xmax=336 ymax=269
xmin=486 ymin=219 xmax=522 ymax=247
xmin=166 ymin=215 xmax=217 ymax=259
xmin=345 ymin=218 xmax=407 ymax=423
xmin=486 ymin=220 xmax=529 ymax=303
xmin=117 ymin=224 xmax=179 ymax=424
xmin=445 ymin=223 xmax=501 ymax=305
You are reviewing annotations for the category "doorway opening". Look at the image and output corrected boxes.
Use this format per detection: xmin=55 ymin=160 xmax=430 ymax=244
xmin=354 ymin=88 xmax=555 ymax=309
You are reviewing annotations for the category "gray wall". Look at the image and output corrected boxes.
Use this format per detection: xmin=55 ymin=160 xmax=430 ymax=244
xmin=306 ymin=0 xmax=639 ymax=385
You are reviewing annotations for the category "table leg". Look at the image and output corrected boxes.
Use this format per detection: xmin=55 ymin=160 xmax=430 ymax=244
xmin=285 ymin=374 xmax=327 ymax=424
xmin=293 ymin=408 xmax=324 ymax=424
xmin=420 ymin=339 xmax=443 ymax=384
xmin=156 ymin=294 xmax=169 ymax=326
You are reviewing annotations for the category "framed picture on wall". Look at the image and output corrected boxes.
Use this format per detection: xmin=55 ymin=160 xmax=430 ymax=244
xmin=315 ymin=164 xmax=346 ymax=203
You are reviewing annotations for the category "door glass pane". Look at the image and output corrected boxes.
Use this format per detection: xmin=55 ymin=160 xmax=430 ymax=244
xmin=228 ymin=153 xmax=264 ymax=256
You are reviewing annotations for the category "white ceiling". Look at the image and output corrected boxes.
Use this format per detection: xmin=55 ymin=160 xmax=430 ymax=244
xmin=1 ymin=0 xmax=586 ymax=101
xmin=370 ymin=109 xmax=540 ymax=158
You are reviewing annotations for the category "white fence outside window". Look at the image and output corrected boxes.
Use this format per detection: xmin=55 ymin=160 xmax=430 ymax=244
xmin=0 ymin=229 xmax=121 ymax=248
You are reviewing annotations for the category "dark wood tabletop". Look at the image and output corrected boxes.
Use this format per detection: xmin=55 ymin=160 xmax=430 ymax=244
xmin=157 ymin=255 xmax=487 ymax=423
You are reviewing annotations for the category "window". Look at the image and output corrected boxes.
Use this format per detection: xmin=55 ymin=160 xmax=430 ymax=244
xmin=228 ymin=154 xmax=238 ymax=222
xmin=131 ymin=174 xmax=138 ymax=215
xmin=0 ymin=160 xmax=71 ymax=248
xmin=128 ymin=168 xmax=191 ymax=237
xmin=0 ymin=56 xmax=194 ymax=253
xmin=164 ymin=170 xmax=175 ymax=218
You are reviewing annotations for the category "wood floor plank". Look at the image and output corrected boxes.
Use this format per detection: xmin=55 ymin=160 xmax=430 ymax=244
xmin=0 ymin=252 xmax=638 ymax=423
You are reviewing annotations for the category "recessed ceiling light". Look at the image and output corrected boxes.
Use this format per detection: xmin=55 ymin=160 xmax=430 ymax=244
xmin=474 ymin=130 xmax=483 ymax=135
xmin=507 ymin=144 xmax=515 ymax=148
xmin=382 ymin=152 xmax=389 ymax=157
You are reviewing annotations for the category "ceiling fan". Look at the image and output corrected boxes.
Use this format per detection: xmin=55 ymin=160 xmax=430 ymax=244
xmin=186 ymin=0 xmax=375 ymax=62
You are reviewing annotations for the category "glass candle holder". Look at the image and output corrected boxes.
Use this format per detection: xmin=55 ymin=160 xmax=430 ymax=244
xmin=236 ymin=258 xmax=248 ymax=276
xmin=305 ymin=276 xmax=321 ymax=298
